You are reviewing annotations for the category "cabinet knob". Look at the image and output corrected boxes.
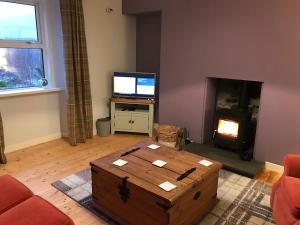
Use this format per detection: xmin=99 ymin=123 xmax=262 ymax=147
xmin=132 ymin=120 xmax=134 ymax=124
xmin=129 ymin=120 xmax=132 ymax=123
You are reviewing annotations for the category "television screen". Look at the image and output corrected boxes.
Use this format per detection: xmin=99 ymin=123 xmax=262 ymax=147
xmin=113 ymin=72 xmax=156 ymax=98
xmin=114 ymin=76 xmax=136 ymax=95
xmin=136 ymin=77 xmax=155 ymax=96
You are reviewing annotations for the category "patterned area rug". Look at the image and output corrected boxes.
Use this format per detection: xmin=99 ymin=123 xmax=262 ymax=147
xmin=52 ymin=169 xmax=275 ymax=225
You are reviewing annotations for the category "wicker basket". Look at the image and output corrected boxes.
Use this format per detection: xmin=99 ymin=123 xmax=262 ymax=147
xmin=154 ymin=124 xmax=180 ymax=148
xmin=157 ymin=125 xmax=179 ymax=142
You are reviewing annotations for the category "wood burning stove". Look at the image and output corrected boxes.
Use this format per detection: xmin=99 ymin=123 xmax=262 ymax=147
xmin=214 ymin=109 xmax=251 ymax=155
xmin=205 ymin=78 xmax=262 ymax=161
xmin=213 ymin=80 xmax=260 ymax=161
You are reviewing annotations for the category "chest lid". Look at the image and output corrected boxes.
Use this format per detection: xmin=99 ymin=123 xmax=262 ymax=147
xmin=91 ymin=140 xmax=222 ymax=207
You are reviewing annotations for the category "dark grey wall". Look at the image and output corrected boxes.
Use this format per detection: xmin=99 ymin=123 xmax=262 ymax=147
xmin=123 ymin=0 xmax=300 ymax=164
xmin=136 ymin=12 xmax=161 ymax=120
xmin=136 ymin=13 xmax=161 ymax=76
xmin=203 ymin=79 xmax=217 ymax=144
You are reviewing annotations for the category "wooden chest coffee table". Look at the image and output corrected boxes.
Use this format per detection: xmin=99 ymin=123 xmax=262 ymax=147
xmin=90 ymin=141 xmax=222 ymax=225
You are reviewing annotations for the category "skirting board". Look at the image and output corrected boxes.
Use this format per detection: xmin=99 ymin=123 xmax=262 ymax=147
xmin=265 ymin=161 xmax=284 ymax=174
xmin=5 ymin=133 xmax=62 ymax=153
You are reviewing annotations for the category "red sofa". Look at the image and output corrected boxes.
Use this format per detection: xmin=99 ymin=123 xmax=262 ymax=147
xmin=271 ymin=155 xmax=300 ymax=225
xmin=0 ymin=175 xmax=75 ymax=225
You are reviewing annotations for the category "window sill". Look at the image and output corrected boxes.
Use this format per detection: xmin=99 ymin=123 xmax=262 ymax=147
xmin=0 ymin=88 xmax=62 ymax=98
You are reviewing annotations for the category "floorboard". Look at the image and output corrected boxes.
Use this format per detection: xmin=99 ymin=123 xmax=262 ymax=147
xmin=0 ymin=134 xmax=282 ymax=225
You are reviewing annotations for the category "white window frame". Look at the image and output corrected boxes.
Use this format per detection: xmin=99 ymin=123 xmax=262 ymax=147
xmin=0 ymin=0 xmax=49 ymax=90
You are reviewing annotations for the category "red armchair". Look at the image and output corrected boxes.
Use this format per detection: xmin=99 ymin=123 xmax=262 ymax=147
xmin=271 ymin=155 xmax=300 ymax=225
xmin=0 ymin=175 xmax=75 ymax=225
xmin=0 ymin=175 xmax=33 ymax=214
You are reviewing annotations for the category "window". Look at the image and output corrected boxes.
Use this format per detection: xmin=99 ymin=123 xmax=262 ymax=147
xmin=0 ymin=1 xmax=47 ymax=90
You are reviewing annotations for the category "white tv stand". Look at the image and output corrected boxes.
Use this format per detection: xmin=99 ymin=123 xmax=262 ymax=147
xmin=111 ymin=98 xmax=155 ymax=137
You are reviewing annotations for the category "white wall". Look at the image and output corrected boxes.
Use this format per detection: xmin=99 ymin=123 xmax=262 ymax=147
xmin=83 ymin=0 xmax=136 ymax=130
xmin=0 ymin=92 xmax=61 ymax=153
xmin=44 ymin=0 xmax=68 ymax=137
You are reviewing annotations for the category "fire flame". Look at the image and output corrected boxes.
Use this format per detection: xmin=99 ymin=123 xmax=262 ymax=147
xmin=217 ymin=119 xmax=239 ymax=138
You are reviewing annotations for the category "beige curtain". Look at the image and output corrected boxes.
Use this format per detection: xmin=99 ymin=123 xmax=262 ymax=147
xmin=0 ymin=113 xmax=7 ymax=164
xmin=60 ymin=0 xmax=93 ymax=145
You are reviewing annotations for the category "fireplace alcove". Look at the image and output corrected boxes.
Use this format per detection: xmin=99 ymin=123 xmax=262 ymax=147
xmin=184 ymin=77 xmax=265 ymax=178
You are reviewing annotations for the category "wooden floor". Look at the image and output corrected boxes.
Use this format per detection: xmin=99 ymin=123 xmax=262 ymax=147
xmin=0 ymin=134 xmax=282 ymax=225
xmin=255 ymin=168 xmax=282 ymax=185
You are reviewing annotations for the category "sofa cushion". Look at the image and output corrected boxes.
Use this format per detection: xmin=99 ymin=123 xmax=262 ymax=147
xmin=0 ymin=195 xmax=74 ymax=225
xmin=0 ymin=175 xmax=33 ymax=214
xmin=282 ymin=176 xmax=300 ymax=218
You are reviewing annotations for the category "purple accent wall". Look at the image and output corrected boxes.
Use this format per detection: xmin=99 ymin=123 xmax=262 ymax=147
xmin=123 ymin=0 xmax=300 ymax=164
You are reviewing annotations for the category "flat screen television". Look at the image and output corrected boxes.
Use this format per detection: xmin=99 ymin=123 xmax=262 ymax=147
xmin=113 ymin=72 xmax=156 ymax=99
